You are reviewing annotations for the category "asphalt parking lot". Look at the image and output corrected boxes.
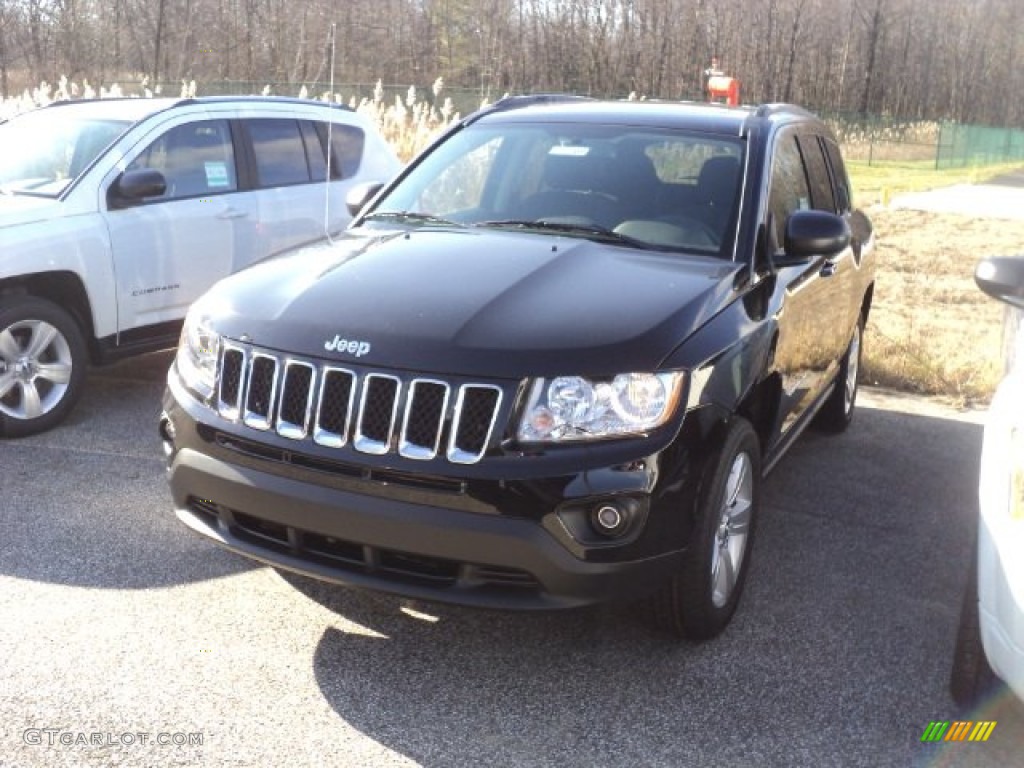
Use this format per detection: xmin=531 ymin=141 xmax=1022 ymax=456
xmin=1 ymin=351 xmax=1022 ymax=767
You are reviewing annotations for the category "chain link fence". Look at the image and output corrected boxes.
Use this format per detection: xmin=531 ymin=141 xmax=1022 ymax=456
xmin=936 ymin=122 xmax=1024 ymax=169
xmin=824 ymin=111 xmax=1024 ymax=169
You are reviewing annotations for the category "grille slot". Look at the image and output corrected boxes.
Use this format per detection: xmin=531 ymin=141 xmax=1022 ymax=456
xmin=400 ymin=380 xmax=449 ymax=460
xmin=218 ymin=345 xmax=246 ymax=419
xmin=243 ymin=353 xmax=279 ymax=430
xmin=355 ymin=374 xmax=401 ymax=454
xmin=277 ymin=361 xmax=315 ymax=439
xmin=314 ymin=368 xmax=355 ymax=447
xmin=215 ymin=344 xmax=505 ymax=464
xmin=448 ymin=385 xmax=503 ymax=464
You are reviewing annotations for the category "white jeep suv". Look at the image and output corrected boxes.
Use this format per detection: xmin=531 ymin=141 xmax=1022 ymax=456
xmin=0 ymin=96 xmax=400 ymax=436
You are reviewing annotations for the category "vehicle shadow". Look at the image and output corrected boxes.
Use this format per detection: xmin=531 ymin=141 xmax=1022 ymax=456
xmin=299 ymin=398 xmax=1024 ymax=767
xmin=0 ymin=350 xmax=253 ymax=588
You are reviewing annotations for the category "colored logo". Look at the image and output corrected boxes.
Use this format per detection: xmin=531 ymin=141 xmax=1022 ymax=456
xmin=920 ymin=721 xmax=996 ymax=742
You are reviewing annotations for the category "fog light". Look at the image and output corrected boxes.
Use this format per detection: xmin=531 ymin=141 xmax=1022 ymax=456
xmin=159 ymin=413 xmax=176 ymax=459
xmin=159 ymin=414 xmax=176 ymax=441
xmin=591 ymin=503 xmax=630 ymax=537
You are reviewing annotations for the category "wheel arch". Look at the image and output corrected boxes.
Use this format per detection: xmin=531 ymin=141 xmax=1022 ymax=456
xmin=860 ymin=281 xmax=874 ymax=324
xmin=736 ymin=371 xmax=782 ymax=459
xmin=0 ymin=272 xmax=98 ymax=362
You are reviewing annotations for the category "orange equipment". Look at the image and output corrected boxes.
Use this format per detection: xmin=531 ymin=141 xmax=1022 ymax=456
xmin=707 ymin=75 xmax=740 ymax=106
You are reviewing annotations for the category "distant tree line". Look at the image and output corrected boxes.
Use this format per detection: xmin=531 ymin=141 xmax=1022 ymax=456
xmin=1 ymin=0 xmax=1021 ymax=126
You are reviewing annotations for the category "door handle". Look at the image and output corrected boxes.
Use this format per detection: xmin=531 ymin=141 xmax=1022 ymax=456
xmin=216 ymin=207 xmax=248 ymax=220
xmin=820 ymin=260 xmax=837 ymax=278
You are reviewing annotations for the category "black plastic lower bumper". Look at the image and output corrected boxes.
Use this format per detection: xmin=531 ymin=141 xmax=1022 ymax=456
xmin=169 ymin=445 xmax=682 ymax=609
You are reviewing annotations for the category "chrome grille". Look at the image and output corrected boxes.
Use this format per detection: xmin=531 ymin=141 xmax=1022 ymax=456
xmin=218 ymin=346 xmax=245 ymax=419
xmin=354 ymin=374 xmax=401 ymax=455
xmin=313 ymin=368 xmax=355 ymax=448
xmin=400 ymin=380 xmax=449 ymax=460
xmin=243 ymin=353 xmax=278 ymax=430
xmin=277 ymin=361 xmax=315 ymax=439
xmin=216 ymin=345 xmax=504 ymax=465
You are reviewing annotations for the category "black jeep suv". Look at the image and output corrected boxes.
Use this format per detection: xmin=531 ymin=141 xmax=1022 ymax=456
xmin=161 ymin=96 xmax=874 ymax=640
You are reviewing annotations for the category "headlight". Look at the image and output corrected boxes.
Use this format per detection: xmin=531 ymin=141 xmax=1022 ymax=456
xmin=175 ymin=306 xmax=221 ymax=402
xmin=517 ymin=372 xmax=685 ymax=442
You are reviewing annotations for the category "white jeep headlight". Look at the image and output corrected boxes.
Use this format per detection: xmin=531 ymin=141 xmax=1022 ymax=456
xmin=176 ymin=306 xmax=221 ymax=402
xmin=517 ymin=372 xmax=685 ymax=443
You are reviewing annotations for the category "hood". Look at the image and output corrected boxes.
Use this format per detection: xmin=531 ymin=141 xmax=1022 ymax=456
xmin=0 ymin=194 xmax=61 ymax=229
xmin=206 ymin=228 xmax=741 ymax=378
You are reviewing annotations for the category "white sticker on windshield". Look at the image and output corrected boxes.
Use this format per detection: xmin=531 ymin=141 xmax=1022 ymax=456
xmin=205 ymin=161 xmax=230 ymax=188
xmin=549 ymin=145 xmax=590 ymax=156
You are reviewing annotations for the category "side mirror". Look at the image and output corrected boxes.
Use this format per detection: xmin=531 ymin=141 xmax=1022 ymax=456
xmin=108 ymin=169 xmax=166 ymax=208
xmin=976 ymin=256 xmax=1024 ymax=309
xmin=346 ymin=181 xmax=386 ymax=217
xmin=773 ymin=210 xmax=851 ymax=268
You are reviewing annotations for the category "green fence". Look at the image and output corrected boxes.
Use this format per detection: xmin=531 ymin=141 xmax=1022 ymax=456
xmin=824 ymin=111 xmax=1024 ymax=170
xmin=936 ymin=122 xmax=1024 ymax=169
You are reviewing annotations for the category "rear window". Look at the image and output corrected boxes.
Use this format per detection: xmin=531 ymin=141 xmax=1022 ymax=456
xmin=247 ymin=118 xmax=366 ymax=187
xmin=314 ymin=122 xmax=366 ymax=180
xmin=248 ymin=119 xmax=310 ymax=187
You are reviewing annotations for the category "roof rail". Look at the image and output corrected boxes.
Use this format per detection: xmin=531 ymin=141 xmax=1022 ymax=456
xmin=40 ymin=97 xmax=179 ymax=109
xmin=753 ymin=103 xmax=816 ymax=119
xmin=190 ymin=95 xmax=354 ymax=112
xmin=462 ymin=93 xmax=594 ymax=125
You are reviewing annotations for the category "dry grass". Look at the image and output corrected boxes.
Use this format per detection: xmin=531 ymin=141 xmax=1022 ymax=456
xmin=859 ymin=207 xmax=1024 ymax=406
xmin=321 ymin=79 xmax=473 ymax=161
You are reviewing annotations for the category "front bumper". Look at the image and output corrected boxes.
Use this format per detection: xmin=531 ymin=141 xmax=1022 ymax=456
xmin=162 ymin=374 xmax=706 ymax=611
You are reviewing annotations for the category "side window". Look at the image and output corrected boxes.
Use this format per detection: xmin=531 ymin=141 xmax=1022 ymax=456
xmin=822 ymin=138 xmax=852 ymax=212
xmin=248 ymin=119 xmax=310 ymax=187
xmin=313 ymin=122 xmax=367 ymax=180
xmin=300 ymin=121 xmax=327 ymax=182
xmin=795 ymin=134 xmax=835 ymax=212
xmin=127 ymin=120 xmax=237 ymax=201
xmin=767 ymin=134 xmax=811 ymax=249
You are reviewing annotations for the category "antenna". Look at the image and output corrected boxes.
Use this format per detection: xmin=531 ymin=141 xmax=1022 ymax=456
xmin=323 ymin=22 xmax=337 ymax=244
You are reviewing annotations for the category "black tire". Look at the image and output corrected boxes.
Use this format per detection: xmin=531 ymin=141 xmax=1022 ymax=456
xmin=814 ymin=317 xmax=863 ymax=434
xmin=950 ymin=542 xmax=998 ymax=708
xmin=0 ymin=296 xmax=88 ymax=438
xmin=651 ymin=417 xmax=761 ymax=641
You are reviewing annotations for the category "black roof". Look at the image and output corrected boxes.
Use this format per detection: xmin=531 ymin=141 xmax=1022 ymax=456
xmin=469 ymin=95 xmax=821 ymax=136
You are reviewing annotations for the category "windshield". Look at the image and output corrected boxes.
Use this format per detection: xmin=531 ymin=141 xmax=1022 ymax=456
xmin=366 ymin=120 xmax=745 ymax=257
xmin=0 ymin=109 xmax=130 ymax=197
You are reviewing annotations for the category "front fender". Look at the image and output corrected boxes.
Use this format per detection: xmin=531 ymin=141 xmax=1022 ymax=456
xmin=662 ymin=283 xmax=776 ymax=415
xmin=0 ymin=211 xmax=115 ymax=338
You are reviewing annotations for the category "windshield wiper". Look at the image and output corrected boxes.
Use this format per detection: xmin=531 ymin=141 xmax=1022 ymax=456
xmin=361 ymin=211 xmax=461 ymax=228
xmin=476 ymin=219 xmax=655 ymax=249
